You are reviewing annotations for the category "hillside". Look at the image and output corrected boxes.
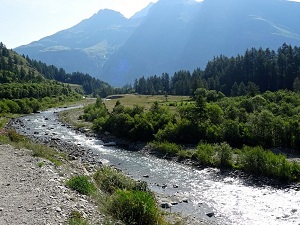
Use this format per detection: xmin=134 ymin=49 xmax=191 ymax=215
xmin=0 ymin=43 xmax=112 ymax=114
xmin=15 ymin=0 xmax=300 ymax=86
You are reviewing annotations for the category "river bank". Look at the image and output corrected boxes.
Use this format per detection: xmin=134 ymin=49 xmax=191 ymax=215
xmin=0 ymin=144 xmax=106 ymax=225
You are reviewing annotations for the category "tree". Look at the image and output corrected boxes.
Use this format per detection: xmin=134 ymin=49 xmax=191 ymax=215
xmin=293 ymin=77 xmax=300 ymax=92
xmin=230 ymin=82 xmax=239 ymax=96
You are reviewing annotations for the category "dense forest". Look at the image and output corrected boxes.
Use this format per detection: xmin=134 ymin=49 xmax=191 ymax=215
xmin=132 ymin=44 xmax=300 ymax=96
xmin=0 ymin=43 xmax=83 ymax=114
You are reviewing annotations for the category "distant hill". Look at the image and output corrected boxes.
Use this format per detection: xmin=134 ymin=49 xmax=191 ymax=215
xmin=15 ymin=0 xmax=300 ymax=86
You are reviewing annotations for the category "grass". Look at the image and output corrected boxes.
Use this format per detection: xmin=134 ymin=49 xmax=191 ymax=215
xmin=93 ymin=166 xmax=170 ymax=225
xmin=0 ymin=117 xmax=9 ymax=128
xmin=0 ymin=129 xmax=65 ymax=166
xmin=104 ymin=94 xmax=190 ymax=113
xmin=66 ymin=175 xmax=95 ymax=196
xmin=58 ymin=108 xmax=92 ymax=129
xmin=67 ymin=211 xmax=88 ymax=225
xmin=37 ymin=161 xmax=45 ymax=168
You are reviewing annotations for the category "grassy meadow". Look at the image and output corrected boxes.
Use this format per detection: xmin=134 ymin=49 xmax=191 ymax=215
xmin=104 ymin=94 xmax=191 ymax=112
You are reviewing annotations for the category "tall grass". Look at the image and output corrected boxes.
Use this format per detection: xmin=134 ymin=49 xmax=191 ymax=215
xmin=106 ymin=190 xmax=159 ymax=225
xmin=239 ymin=146 xmax=300 ymax=181
xmin=94 ymin=166 xmax=148 ymax=194
xmin=149 ymin=141 xmax=182 ymax=156
xmin=1 ymin=130 xmax=65 ymax=166
xmin=94 ymin=166 xmax=168 ymax=225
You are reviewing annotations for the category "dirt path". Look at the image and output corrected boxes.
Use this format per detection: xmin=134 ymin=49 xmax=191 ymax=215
xmin=0 ymin=144 xmax=104 ymax=225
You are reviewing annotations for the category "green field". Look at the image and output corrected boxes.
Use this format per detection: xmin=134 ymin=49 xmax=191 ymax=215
xmin=104 ymin=94 xmax=191 ymax=112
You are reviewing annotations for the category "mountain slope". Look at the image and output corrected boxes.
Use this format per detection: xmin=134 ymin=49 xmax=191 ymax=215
xmin=103 ymin=0 xmax=300 ymax=86
xmin=15 ymin=9 xmax=142 ymax=77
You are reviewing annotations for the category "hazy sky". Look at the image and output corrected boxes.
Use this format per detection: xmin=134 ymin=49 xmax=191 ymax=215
xmin=0 ymin=0 xmax=159 ymax=49
xmin=1 ymin=0 xmax=299 ymax=49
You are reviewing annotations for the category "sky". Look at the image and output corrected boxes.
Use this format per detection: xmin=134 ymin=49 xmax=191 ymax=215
xmin=1 ymin=0 xmax=300 ymax=49
xmin=0 ymin=0 xmax=158 ymax=49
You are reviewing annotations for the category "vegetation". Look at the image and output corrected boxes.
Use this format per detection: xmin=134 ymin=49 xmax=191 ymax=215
xmin=66 ymin=175 xmax=95 ymax=196
xmin=26 ymin=57 xmax=114 ymax=97
xmin=103 ymin=94 xmax=190 ymax=113
xmin=93 ymin=166 xmax=148 ymax=194
xmin=82 ymin=88 xmax=300 ymax=182
xmin=106 ymin=189 xmax=159 ymax=225
xmin=67 ymin=211 xmax=88 ymax=225
xmin=94 ymin=166 xmax=167 ymax=225
xmin=0 ymin=43 xmax=85 ymax=114
xmin=0 ymin=129 xmax=65 ymax=166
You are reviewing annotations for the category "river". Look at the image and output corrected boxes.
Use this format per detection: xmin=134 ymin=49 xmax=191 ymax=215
xmin=11 ymin=107 xmax=300 ymax=225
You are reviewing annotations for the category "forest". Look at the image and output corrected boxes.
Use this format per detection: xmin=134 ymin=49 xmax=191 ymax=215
xmin=131 ymin=43 xmax=300 ymax=96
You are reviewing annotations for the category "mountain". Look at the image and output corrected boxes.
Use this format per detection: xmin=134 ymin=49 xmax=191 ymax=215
xmin=15 ymin=8 xmax=147 ymax=77
xmin=15 ymin=0 xmax=300 ymax=86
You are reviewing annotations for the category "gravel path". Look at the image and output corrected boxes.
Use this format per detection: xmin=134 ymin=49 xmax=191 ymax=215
xmin=0 ymin=144 xmax=105 ymax=225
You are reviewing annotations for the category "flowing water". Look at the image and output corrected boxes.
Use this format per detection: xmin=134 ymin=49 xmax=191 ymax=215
xmin=13 ymin=108 xmax=300 ymax=225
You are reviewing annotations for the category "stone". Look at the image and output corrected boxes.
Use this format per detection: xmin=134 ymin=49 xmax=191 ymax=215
xmin=160 ymin=202 xmax=172 ymax=209
xmin=206 ymin=212 xmax=215 ymax=217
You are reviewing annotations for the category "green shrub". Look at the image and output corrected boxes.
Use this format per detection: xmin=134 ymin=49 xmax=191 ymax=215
xmin=68 ymin=211 xmax=88 ymax=225
xmin=66 ymin=175 xmax=95 ymax=195
xmin=7 ymin=129 xmax=26 ymax=142
xmin=214 ymin=142 xmax=233 ymax=168
xmin=107 ymin=190 xmax=159 ymax=225
xmin=94 ymin=166 xmax=148 ymax=194
xmin=149 ymin=141 xmax=182 ymax=155
xmin=240 ymin=146 xmax=300 ymax=181
xmin=193 ymin=143 xmax=215 ymax=166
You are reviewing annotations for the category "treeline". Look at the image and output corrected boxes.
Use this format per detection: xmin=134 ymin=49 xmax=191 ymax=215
xmin=25 ymin=56 xmax=114 ymax=97
xmin=132 ymin=43 xmax=300 ymax=96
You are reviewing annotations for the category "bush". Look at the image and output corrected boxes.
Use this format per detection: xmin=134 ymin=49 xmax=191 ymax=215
xmin=94 ymin=166 xmax=148 ymax=194
xmin=107 ymin=190 xmax=159 ymax=225
xmin=240 ymin=146 xmax=300 ymax=181
xmin=214 ymin=142 xmax=233 ymax=168
xmin=66 ymin=175 xmax=95 ymax=195
xmin=149 ymin=141 xmax=182 ymax=155
xmin=68 ymin=211 xmax=88 ymax=225
xmin=193 ymin=143 xmax=215 ymax=166
xmin=7 ymin=129 xmax=26 ymax=142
